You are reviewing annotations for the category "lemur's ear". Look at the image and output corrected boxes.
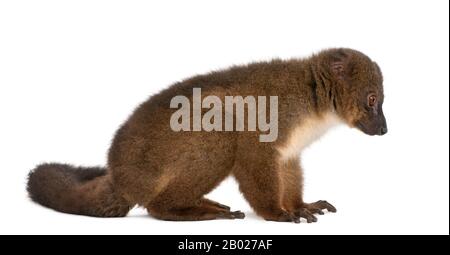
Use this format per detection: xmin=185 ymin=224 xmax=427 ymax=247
xmin=329 ymin=49 xmax=351 ymax=80
xmin=374 ymin=61 xmax=384 ymax=84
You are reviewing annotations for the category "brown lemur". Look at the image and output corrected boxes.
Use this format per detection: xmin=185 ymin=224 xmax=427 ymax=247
xmin=27 ymin=48 xmax=387 ymax=223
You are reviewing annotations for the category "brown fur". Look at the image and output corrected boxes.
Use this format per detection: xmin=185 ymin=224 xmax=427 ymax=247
xmin=27 ymin=48 xmax=386 ymax=222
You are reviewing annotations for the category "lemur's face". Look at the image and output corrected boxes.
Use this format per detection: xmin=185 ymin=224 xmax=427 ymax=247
xmin=354 ymin=89 xmax=387 ymax=136
xmin=344 ymin=61 xmax=387 ymax=136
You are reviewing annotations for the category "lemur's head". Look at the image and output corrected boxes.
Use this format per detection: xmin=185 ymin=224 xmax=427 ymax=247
xmin=321 ymin=48 xmax=387 ymax=136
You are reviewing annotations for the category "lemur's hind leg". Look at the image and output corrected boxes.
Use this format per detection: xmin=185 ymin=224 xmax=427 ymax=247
xmin=146 ymin=174 xmax=244 ymax=221
xmin=147 ymin=200 xmax=244 ymax=221
xmin=201 ymin=198 xmax=231 ymax=211
xmin=201 ymin=198 xmax=245 ymax=218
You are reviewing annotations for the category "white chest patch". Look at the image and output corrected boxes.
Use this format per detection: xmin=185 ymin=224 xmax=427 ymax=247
xmin=277 ymin=112 xmax=342 ymax=161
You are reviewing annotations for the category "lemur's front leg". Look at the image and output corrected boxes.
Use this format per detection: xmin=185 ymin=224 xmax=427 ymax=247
xmin=279 ymin=157 xmax=336 ymax=223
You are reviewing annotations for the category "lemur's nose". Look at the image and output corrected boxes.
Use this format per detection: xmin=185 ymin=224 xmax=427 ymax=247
xmin=379 ymin=126 xmax=388 ymax=135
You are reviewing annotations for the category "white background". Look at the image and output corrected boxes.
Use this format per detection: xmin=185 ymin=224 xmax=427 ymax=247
xmin=0 ymin=0 xmax=448 ymax=235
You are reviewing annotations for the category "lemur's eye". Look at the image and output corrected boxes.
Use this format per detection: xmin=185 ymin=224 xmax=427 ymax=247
xmin=368 ymin=94 xmax=377 ymax=107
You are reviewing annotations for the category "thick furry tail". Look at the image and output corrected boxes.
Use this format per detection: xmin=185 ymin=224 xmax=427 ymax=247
xmin=27 ymin=163 xmax=131 ymax=217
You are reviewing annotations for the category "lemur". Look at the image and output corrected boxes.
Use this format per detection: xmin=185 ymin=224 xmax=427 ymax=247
xmin=28 ymin=48 xmax=387 ymax=223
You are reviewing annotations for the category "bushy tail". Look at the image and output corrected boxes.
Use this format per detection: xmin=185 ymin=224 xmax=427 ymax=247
xmin=27 ymin=163 xmax=131 ymax=217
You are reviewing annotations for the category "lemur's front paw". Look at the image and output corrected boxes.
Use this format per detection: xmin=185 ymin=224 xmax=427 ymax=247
xmin=303 ymin=200 xmax=337 ymax=214
xmin=293 ymin=200 xmax=337 ymax=223
xmin=264 ymin=209 xmax=300 ymax=223
xmin=294 ymin=208 xmax=317 ymax=223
